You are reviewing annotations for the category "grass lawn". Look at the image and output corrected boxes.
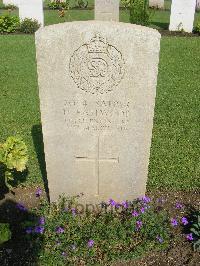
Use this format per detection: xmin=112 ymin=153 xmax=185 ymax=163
xmin=0 ymin=2 xmax=200 ymax=191
xmin=0 ymin=3 xmax=199 ymax=265
xmin=0 ymin=34 xmax=200 ymax=191
xmin=1 ymin=7 xmax=200 ymax=29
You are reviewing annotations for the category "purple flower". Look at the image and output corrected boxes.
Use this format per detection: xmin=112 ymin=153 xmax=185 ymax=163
xmin=175 ymin=202 xmax=184 ymax=209
xmin=61 ymin=251 xmax=67 ymax=257
xmin=25 ymin=227 xmax=32 ymax=234
xmin=181 ymin=217 xmax=189 ymax=226
xmin=121 ymin=201 xmax=129 ymax=208
xmin=39 ymin=217 xmax=45 ymax=225
xmin=35 ymin=187 xmax=42 ymax=198
xmin=186 ymin=233 xmax=193 ymax=241
xmin=140 ymin=195 xmax=151 ymax=204
xmin=140 ymin=207 xmax=145 ymax=214
xmin=156 ymin=236 xmax=163 ymax=243
xmin=132 ymin=210 xmax=139 ymax=217
xmin=136 ymin=220 xmax=143 ymax=230
xmin=56 ymin=227 xmax=65 ymax=234
xmin=115 ymin=203 xmax=121 ymax=209
xmin=34 ymin=226 xmax=45 ymax=234
xmin=171 ymin=218 xmax=178 ymax=227
xmin=16 ymin=203 xmax=27 ymax=212
xmin=71 ymin=208 xmax=76 ymax=216
xmin=109 ymin=198 xmax=117 ymax=207
xmin=87 ymin=239 xmax=94 ymax=248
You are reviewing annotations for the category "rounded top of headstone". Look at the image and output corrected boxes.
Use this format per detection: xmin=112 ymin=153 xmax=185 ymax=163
xmin=35 ymin=21 xmax=161 ymax=40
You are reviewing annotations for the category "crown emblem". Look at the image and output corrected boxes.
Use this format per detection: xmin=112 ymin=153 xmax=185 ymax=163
xmin=87 ymin=34 xmax=108 ymax=53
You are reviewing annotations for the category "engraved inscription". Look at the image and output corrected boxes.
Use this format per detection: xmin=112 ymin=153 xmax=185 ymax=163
xmin=69 ymin=34 xmax=125 ymax=94
xmin=63 ymin=100 xmax=130 ymax=131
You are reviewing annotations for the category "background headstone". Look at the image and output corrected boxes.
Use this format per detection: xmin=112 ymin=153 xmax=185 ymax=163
xmin=169 ymin=0 xmax=196 ymax=33
xmin=35 ymin=21 xmax=161 ymax=204
xmin=149 ymin=0 xmax=164 ymax=9
xmin=196 ymin=0 xmax=200 ymax=11
xmin=3 ymin=0 xmax=19 ymax=6
xmin=95 ymin=0 xmax=120 ymax=22
xmin=19 ymin=0 xmax=44 ymax=27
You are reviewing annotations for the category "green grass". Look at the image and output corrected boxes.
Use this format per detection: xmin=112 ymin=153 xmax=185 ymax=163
xmin=0 ymin=2 xmax=200 ymax=191
xmin=1 ymin=6 xmax=200 ymax=30
xmin=0 ymin=35 xmax=41 ymax=186
xmin=0 ymin=35 xmax=199 ymax=191
xmin=148 ymin=37 xmax=200 ymax=191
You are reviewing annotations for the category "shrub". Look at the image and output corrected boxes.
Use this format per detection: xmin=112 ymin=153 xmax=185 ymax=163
xmin=129 ymin=0 xmax=151 ymax=26
xmin=0 ymin=14 xmax=20 ymax=33
xmin=0 ymin=3 xmax=17 ymax=10
xmin=48 ymin=0 xmax=70 ymax=10
xmin=189 ymin=211 xmax=200 ymax=251
xmin=23 ymin=195 xmax=170 ymax=265
xmin=20 ymin=18 xmax=41 ymax=34
xmin=121 ymin=0 xmax=131 ymax=9
xmin=76 ymin=0 xmax=88 ymax=8
xmin=0 ymin=136 xmax=28 ymax=189
xmin=194 ymin=22 xmax=200 ymax=35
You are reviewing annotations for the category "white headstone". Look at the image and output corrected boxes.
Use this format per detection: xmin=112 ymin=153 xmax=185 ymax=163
xmin=95 ymin=0 xmax=120 ymax=22
xmin=169 ymin=0 xmax=196 ymax=33
xmin=3 ymin=0 xmax=19 ymax=6
xmin=35 ymin=21 xmax=161 ymax=204
xmin=19 ymin=0 xmax=44 ymax=27
xmin=149 ymin=0 xmax=164 ymax=9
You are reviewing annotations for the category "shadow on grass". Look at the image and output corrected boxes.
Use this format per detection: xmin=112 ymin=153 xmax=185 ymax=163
xmin=0 ymin=199 xmax=43 ymax=265
xmin=151 ymin=21 xmax=169 ymax=30
xmin=32 ymin=124 xmax=50 ymax=202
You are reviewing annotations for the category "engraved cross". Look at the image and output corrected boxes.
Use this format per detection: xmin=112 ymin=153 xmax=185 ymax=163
xmin=75 ymin=136 xmax=119 ymax=196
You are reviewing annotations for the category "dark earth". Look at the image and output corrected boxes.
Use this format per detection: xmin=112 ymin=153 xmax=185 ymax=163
xmin=0 ymin=186 xmax=199 ymax=266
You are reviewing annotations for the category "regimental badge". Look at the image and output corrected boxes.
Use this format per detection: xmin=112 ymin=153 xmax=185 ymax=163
xmin=69 ymin=34 xmax=125 ymax=94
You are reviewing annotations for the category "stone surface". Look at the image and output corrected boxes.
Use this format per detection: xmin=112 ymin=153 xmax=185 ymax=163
xmin=35 ymin=21 xmax=161 ymax=204
xmin=18 ymin=0 xmax=44 ymax=27
xmin=95 ymin=0 xmax=119 ymax=22
xmin=169 ymin=0 xmax=196 ymax=33
xmin=196 ymin=0 xmax=200 ymax=11
xmin=149 ymin=0 xmax=164 ymax=9
xmin=3 ymin=0 xmax=19 ymax=6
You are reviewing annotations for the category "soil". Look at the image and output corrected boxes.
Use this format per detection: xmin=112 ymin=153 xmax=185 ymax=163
xmin=0 ymin=187 xmax=199 ymax=266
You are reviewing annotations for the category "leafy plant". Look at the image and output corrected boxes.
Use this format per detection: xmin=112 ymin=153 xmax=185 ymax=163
xmin=0 ymin=136 xmax=28 ymax=189
xmin=23 ymin=195 xmax=170 ymax=265
xmin=194 ymin=22 xmax=200 ymax=35
xmin=0 ymin=223 xmax=11 ymax=245
xmin=0 ymin=14 xmax=20 ymax=33
xmin=20 ymin=18 xmax=40 ymax=34
xmin=190 ymin=211 xmax=200 ymax=251
xmin=121 ymin=0 xmax=131 ymax=9
xmin=0 ymin=3 xmax=17 ymax=10
xmin=129 ymin=0 xmax=151 ymax=26
xmin=76 ymin=0 xmax=88 ymax=8
xmin=48 ymin=0 xmax=70 ymax=10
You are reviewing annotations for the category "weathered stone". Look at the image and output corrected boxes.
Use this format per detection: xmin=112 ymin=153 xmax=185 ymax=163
xmin=19 ymin=0 xmax=44 ymax=27
xmin=196 ymin=0 xmax=200 ymax=11
xmin=95 ymin=0 xmax=120 ymax=22
xmin=35 ymin=21 xmax=161 ymax=204
xmin=149 ymin=0 xmax=164 ymax=9
xmin=169 ymin=0 xmax=196 ymax=33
